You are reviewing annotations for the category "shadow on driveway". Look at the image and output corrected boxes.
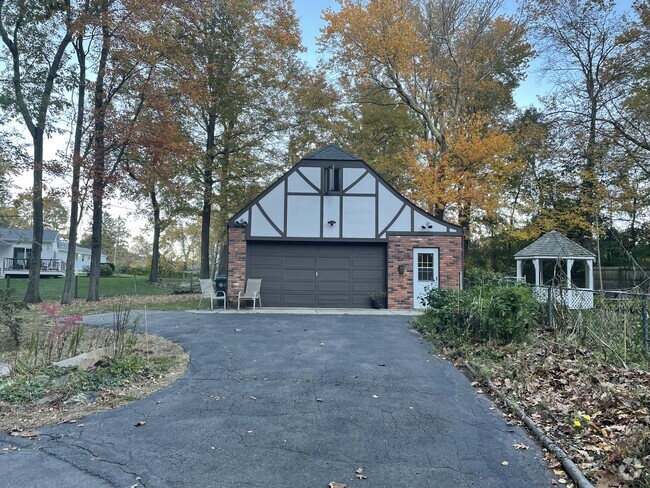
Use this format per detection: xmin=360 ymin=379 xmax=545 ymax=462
xmin=1 ymin=312 xmax=554 ymax=487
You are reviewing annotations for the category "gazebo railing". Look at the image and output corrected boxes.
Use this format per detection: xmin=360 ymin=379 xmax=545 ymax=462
xmin=531 ymin=285 xmax=594 ymax=310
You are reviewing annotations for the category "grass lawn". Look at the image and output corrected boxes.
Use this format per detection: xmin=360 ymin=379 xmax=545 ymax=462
xmin=2 ymin=275 xmax=189 ymax=302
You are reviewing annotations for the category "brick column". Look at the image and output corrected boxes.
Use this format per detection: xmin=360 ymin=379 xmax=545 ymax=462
xmin=387 ymin=235 xmax=463 ymax=309
xmin=227 ymin=227 xmax=247 ymax=298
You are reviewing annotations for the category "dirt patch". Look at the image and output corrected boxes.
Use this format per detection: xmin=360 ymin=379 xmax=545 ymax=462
xmin=0 ymin=333 xmax=188 ymax=432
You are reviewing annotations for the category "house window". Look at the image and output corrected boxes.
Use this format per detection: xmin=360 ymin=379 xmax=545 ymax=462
xmin=325 ymin=166 xmax=341 ymax=193
xmin=13 ymin=247 xmax=32 ymax=261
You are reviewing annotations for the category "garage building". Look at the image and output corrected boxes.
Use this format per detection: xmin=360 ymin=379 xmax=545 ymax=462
xmin=226 ymin=145 xmax=463 ymax=309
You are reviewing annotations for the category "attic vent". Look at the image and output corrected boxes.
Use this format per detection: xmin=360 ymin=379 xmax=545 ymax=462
xmin=325 ymin=166 xmax=341 ymax=193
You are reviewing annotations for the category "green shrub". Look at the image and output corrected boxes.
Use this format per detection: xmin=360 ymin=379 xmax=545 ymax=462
xmin=414 ymin=280 xmax=542 ymax=345
xmin=100 ymin=263 xmax=115 ymax=276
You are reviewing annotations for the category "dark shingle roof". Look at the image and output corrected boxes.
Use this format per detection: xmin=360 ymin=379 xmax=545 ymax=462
xmin=303 ymin=144 xmax=361 ymax=161
xmin=515 ymin=230 xmax=595 ymax=259
xmin=0 ymin=228 xmax=59 ymax=243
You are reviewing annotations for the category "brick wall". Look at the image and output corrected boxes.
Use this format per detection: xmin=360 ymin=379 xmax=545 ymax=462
xmin=387 ymin=235 xmax=463 ymax=309
xmin=227 ymin=227 xmax=247 ymax=298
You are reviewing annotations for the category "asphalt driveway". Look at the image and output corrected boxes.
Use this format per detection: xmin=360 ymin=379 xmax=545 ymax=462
xmin=1 ymin=312 xmax=554 ymax=487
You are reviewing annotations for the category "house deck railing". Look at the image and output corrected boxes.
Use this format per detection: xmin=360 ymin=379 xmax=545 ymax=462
xmin=3 ymin=258 xmax=65 ymax=272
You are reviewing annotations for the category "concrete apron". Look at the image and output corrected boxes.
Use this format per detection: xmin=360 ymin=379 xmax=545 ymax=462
xmin=189 ymin=307 xmax=421 ymax=316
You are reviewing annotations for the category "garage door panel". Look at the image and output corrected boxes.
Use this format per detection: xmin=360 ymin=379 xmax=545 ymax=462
xmin=247 ymin=242 xmax=385 ymax=307
xmin=318 ymin=282 xmax=350 ymax=292
xmin=284 ymin=257 xmax=316 ymax=269
xmin=283 ymin=269 xmax=314 ymax=280
xmin=353 ymin=269 xmax=385 ymax=280
xmin=318 ymin=294 xmax=351 ymax=306
xmin=284 ymin=281 xmax=316 ymax=291
xmin=352 ymin=255 xmax=383 ymax=267
xmin=353 ymin=281 xmax=383 ymax=292
xmin=283 ymin=293 xmax=317 ymax=306
xmin=249 ymin=255 xmax=282 ymax=266
xmin=250 ymin=268 xmax=282 ymax=280
xmin=318 ymin=269 xmax=350 ymax=281
xmin=317 ymin=257 xmax=350 ymax=268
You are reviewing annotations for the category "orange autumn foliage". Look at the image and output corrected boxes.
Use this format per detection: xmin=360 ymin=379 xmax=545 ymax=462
xmin=407 ymin=114 xmax=524 ymax=228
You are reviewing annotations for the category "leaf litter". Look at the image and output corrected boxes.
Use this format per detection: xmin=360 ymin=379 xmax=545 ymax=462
xmin=446 ymin=339 xmax=650 ymax=486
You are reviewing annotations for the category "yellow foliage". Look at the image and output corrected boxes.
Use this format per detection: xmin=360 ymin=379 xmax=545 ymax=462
xmin=407 ymin=115 xmax=525 ymax=227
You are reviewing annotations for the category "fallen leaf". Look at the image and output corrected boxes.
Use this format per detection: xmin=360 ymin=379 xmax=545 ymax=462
xmin=355 ymin=467 xmax=367 ymax=480
xmin=250 ymin=396 xmax=257 ymax=400
xmin=134 ymin=421 xmax=146 ymax=427
xmin=513 ymin=443 xmax=530 ymax=450
xmin=234 ymin=328 xmax=242 ymax=332
xmin=316 ymin=398 xmax=323 ymax=403
xmin=501 ymin=461 xmax=509 ymax=466
xmin=378 ymin=363 xmax=385 ymax=367
xmin=558 ymin=478 xmax=567 ymax=484
xmin=372 ymin=394 xmax=380 ymax=399
xmin=328 ymin=483 xmax=347 ymax=488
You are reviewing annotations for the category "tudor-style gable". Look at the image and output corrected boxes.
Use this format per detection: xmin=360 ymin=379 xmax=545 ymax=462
xmin=229 ymin=144 xmax=461 ymax=241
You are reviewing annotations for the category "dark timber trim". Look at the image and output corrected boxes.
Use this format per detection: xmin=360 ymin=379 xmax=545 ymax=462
xmin=255 ymin=203 xmax=284 ymax=237
xmin=379 ymin=203 xmax=407 ymax=237
xmin=342 ymin=170 xmax=369 ymax=193
xmin=296 ymin=169 xmax=321 ymax=193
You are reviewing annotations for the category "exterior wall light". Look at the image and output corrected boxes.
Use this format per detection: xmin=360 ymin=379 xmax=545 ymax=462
xmin=327 ymin=220 xmax=336 ymax=226
xmin=398 ymin=265 xmax=405 ymax=274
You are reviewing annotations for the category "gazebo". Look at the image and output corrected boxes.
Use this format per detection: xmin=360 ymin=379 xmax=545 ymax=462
xmin=515 ymin=230 xmax=596 ymax=309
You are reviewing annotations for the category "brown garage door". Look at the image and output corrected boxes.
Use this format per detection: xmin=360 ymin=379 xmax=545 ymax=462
xmin=247 ymin=242 xmax=386 ymax=308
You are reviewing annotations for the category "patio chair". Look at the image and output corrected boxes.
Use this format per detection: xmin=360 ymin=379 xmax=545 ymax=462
xmin=198 ymin=279 xmax=226 ymax=310
xmin=238 ymin=279 xmax=262 ymax=310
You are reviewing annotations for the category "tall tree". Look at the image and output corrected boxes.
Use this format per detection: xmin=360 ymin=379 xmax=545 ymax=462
xmin=174 ymin=0 xmax=305 ymax=279
xmin=605 ymin=0 xmax=650 ymax=153
xmin=530 ymin=0 xmax=635 ymax=244
xmin=61 ymin=2 xmax=91 ymax=304
xmin=84 ymin=0 xmax=177 ymax=300
xmin=321 ymin=0 xmax=532 ymax=240
xmin=0 ymin=0 xmax=74 ymax=302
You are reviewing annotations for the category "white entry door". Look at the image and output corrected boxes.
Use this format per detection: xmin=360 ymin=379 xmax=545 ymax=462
xmin=413 ymin=248 xmax=439 ymax=309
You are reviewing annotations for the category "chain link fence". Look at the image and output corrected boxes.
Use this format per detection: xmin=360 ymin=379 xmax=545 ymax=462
xmin=534 ymin=285 xmax=649 ymax=366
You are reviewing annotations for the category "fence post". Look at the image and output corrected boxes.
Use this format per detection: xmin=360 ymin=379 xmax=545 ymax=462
xmin=547 ymin=286 xmax=553 ymax=329
xmin=643 ymin=295 xmax=648 ymax=355
xmin=75 ymin=274 xmax=79 ymax=299
xmin=5 ymin=276 xmax=9 ymax=289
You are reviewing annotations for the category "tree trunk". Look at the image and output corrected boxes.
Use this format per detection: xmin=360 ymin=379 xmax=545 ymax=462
xmin=149 ymin=188 xmax=161 ymax=283
xmin=200 ymin=113 xmax=216 ymax=279
xmin=61 ymin=35 xmax=87 ymax=305
xmin=25 ymin=129 xmax=43 ymax=303
xmin=87 ymin=1 xmax=110 ymax=302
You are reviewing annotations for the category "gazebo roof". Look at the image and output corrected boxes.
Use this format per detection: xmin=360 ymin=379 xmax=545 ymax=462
xmin=514 ymin=230 xmax=595 ymax=260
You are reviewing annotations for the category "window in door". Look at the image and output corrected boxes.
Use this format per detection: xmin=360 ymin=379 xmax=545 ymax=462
xmin=417 ymin=252 xmax=436 ymax=282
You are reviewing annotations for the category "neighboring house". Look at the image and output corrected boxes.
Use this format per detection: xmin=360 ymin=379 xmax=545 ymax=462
xmin=0 ymin=228 xmax=106 ymax=278
xmin=59 ymin=241 xmax=108 ymax=274
xmin=226 ymin=145 xmax=464 ymax=309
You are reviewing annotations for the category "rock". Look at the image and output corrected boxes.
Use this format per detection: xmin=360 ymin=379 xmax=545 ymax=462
xmin=65 ymin=391 xmax=99 ymax=405
xmin=53 ymin=347 xmax=112 ymax=371
xmin=52 ymin=374 xmax=70 ymax=387
xmin=0 ymin=363 xmax=12 ymax=377
xmin=35 ymin=395 xmax=57 ymax=406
